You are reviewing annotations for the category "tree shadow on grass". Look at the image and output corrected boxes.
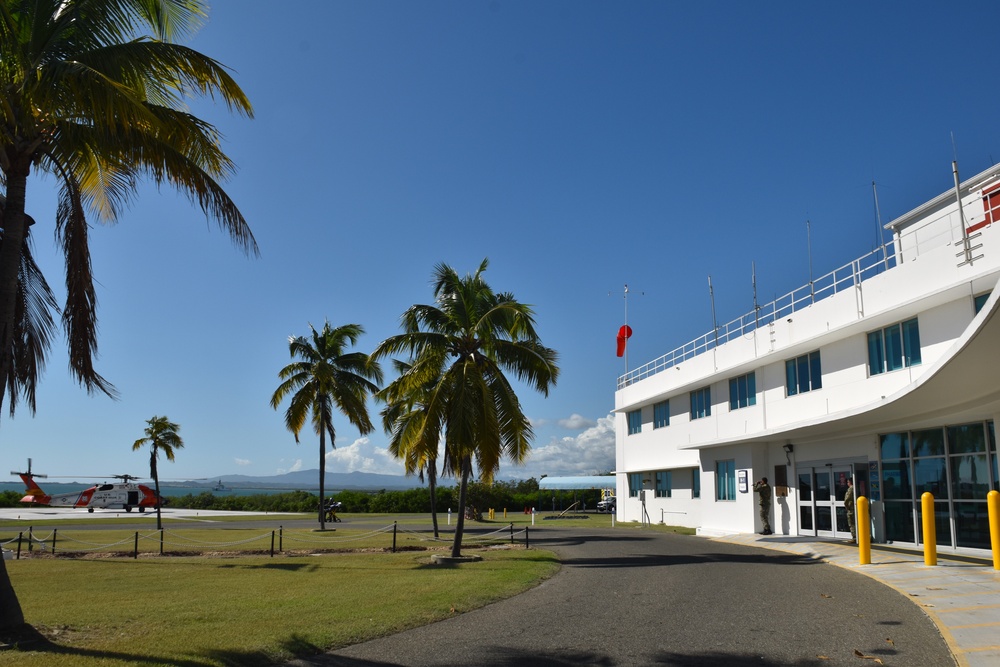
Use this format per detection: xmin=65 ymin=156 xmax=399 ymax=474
xmin=215 ymin=562 xmax=318 ymax=572
xmin=1 ymin=627 xmax=332 ymax=667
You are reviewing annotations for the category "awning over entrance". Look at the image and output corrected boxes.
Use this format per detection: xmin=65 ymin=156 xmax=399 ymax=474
xmin=538 ymin=475 xmax=616 ymax=490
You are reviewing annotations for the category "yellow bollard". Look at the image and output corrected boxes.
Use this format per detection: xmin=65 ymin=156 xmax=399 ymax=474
xmin=988 ymin=490 xmax=1000 ymax=571
xmin=921 ymin=492 xmax=937 ymax=566
xmin=857 ymin=496 xmax=871 ymax=565
xmin=504 ymin=508 xmax=507 ymax=519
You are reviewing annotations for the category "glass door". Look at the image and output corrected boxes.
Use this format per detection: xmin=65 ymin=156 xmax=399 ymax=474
xmin=797 ymin=465 xmax=854 ymax=538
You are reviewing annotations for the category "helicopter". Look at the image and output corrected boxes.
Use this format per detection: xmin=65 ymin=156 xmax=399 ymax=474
xmin=12 ymin=459 xmax=164 ymax=513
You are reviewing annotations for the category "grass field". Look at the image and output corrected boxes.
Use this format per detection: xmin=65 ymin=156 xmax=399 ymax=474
xmin=0 ymin=512 xmax=692 ymax=665
xmin=1 ymin=546 xmax=559 ymax=666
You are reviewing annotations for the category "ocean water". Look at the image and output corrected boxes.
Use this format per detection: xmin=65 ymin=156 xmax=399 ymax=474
xmin=0 ymin=481 xmax=316 ymax=498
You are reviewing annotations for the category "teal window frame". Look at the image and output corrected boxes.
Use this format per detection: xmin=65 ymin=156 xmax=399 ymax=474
xmin=716 ymin=459 xmax=736 ymax=501
xmin=786 ymin=351 xmax=822 ymax=396
xmin=655 ymin=471 xmax=672 ymax=498
xmin=628 ymin=472 xmax=643 ymax=497
xmin=653 ymin=400 xmax=670 ymax=429
xmin=728 ymin=372 xmax=756 ymax=410
xmin=868 ymin=318 xmax=921 ymax=375
xmin=627 ymin=409 xmax=642 ymax=435
xmin=974 ymin=292 xmax=991 ymax=313
xmin=690 ymin=386 xmax=711 ymax=420
xmin=692 ymin=467 xmax=701 ymax=498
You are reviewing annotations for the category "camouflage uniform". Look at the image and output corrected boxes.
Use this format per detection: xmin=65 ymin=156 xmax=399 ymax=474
xmin=753 ymin=478 xmax=772 ymax=534
xmin=844 ymin=481 xmax=856 ymax=542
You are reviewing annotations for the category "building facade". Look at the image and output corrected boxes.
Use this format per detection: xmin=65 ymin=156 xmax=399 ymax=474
xmin=614 ymin=163 xmax=1000 ymax=555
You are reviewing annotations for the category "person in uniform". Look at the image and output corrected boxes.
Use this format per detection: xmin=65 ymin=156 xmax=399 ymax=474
xmin=752 ymin=477 xmax=772 ymax=535
xmin=844 ymin=477 xmax=856 ymax=544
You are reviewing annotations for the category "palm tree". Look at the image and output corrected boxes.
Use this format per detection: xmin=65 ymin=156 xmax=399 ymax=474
xmin=0 ymin=0 xmax=256 ymax=417
xmin=380 ymin=360 xmax=454 ymax=538
xmin=132 ymin=416 xmax=184 ymax=531
xmin=0 ymin=196 xmax=59 ymax=417
xmin=374 ymin=259 xmax=559 ymax=557
xmin=271 ymin=322 xmax=383 ymax=530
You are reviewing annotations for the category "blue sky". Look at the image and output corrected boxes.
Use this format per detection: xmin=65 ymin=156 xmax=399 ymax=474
xmin=5 ymin=0 xmax=1000 ymax=484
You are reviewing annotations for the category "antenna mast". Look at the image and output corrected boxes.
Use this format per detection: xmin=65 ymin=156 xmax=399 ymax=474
xmin=708 ymin=276 xmax=718 ymax=347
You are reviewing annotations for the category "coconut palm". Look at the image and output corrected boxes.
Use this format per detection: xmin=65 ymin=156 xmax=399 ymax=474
xmin=271 ymin=322 xmax=383 ymax=529
xmin=380 ymin=360 xmax=454 ymax=538
xmin=0 ymin=197 xmax=59 ymax=417
xmin=0 ymin=0 xmax=256 ymax=417
xmin=132 ymin=415 xmax=184 ymax=531
xmin=374 ymin=259 xmax=559 ymax=557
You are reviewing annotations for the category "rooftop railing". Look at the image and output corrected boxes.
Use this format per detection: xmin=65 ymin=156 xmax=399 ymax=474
xmin=617 ymin=243 xmax=897 ymax=389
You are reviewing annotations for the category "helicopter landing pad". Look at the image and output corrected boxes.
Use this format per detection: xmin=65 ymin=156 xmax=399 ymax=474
xmin=0 ymin=507 xmax=295 ymax=521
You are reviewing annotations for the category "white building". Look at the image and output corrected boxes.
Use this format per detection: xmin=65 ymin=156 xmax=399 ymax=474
xmin=614 ymin=163 xmax=1000 ymax=556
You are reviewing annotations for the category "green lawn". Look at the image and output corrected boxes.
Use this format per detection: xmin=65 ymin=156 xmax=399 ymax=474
xmin=2 ymin=547 xmax=559 ymax=666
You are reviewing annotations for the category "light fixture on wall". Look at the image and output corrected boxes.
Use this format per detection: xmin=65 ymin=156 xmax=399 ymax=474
xmin=783 ymin=443 xmax=794 ymax=466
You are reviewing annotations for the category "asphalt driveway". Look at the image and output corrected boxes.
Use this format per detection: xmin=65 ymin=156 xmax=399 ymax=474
xmin=288 ymin=527 xmax=955 ymax=666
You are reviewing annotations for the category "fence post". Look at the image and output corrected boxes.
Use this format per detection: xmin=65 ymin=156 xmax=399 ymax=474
xmin=271 ymin=531 xmax=275 ymax=558
xmin=392 ymin=521 xmax=397 ymax=553
xmin=16 ymin=532 xmax=22 ymax=559
xmin=28 ymin=526 xmax=32 ymax=553
xmin=134 ymin=532 xmax=139 ymax=559
xmin=525 ymin=525 xmax=529 ymax=549
xmin=52 ymin=529 xmax=57 ymax=555
xmin=279 ymin=526 xmax=283 ymax=553
xmin=160 ymin=529 xmax=164 ymax=556
xmin=510 ymin=522 xmax=514 ymax=544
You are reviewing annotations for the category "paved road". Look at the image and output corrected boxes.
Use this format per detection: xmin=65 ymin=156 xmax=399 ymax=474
xmin=289 ymin=528 xmax=955 ymax=667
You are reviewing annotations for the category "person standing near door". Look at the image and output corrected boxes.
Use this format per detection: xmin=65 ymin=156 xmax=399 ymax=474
xmin=753 ymin=477 xmax=772 ymax=535
xmin=844 ymin=477 xmax=856 ymax=544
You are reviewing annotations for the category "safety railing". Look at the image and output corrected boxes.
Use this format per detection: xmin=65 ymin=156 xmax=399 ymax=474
xmin=618 ymin=243 xmax=897 ymax=389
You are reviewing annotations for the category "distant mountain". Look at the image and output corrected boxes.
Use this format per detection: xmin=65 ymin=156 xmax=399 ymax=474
xmin=181 ymin=470 xmax=423 ymax=491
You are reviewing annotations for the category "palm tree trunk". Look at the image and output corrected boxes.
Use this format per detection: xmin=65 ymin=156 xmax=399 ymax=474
xmin=152 ymin=453 xmax=163 ymax=531
xmin=0 ymin=169 xmax=27 ymax=628
xmin=451 ymin=455 xmax=472 ymax=558
xmin=0 ymin=556 xmax=24 ymax=630
xmin=428 ymin=456 xmax=439 ymax=539
xmin=0 ymin=170 xmax=31 ymax=418
xmin=318 ymin=428 xmax=326 ymax=530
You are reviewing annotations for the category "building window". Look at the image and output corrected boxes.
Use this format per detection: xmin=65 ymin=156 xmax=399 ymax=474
xmin=785 ymin=351 xmax=822 ymax=396
xmin=627 ymin=409 xmax=641 ymax=435
xmin=728 ymin=372 xmax=756 ymax=410
xmin=653 ymin=400 xmax=670 ymax=429
xmin=628 ymin=472 xmax=643 ymax=497
xmin=690 ymin=386 xmax=711 ymax=420
xmin=974 ymin=292 xmax=991 ymax=314
xmin=692 ymin=468 xmax=701 ymax=498
xmin=655 ymin=471 xmax=672 ymax=498
xmin=868 ymin=318 xmax=921 ymax=375
xmin=716 ymin=459 xmax=736 ymax=501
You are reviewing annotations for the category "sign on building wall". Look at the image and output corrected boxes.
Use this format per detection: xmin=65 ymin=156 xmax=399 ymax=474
xmin=738 ymin=469 xmax=749 ymax=493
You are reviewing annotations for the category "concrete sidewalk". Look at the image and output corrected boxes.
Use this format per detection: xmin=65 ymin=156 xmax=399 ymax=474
xmin=714 ymin=534 xmax=1000 ymax=667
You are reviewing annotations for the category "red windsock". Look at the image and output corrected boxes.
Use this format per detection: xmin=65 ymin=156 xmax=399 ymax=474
xmin=616 ymin=325 xmax=632 ymax=357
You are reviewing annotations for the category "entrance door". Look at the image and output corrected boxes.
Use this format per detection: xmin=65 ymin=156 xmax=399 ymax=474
xmin=797 ymin=465 xmax=854 ymax=539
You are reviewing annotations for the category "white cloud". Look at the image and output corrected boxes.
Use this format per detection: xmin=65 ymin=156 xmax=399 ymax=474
xmin=503 ymin=414 xmax=615 ymax=479
xmin=326 ymin=436 xmax=406 ymax=475
xmin=276 ymin=458 xmax=304 ymax=474
xmin=234 ymin=458 xmax=251 ymax=466
xmin=558 ymin=413 xmax=596 ymax=430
